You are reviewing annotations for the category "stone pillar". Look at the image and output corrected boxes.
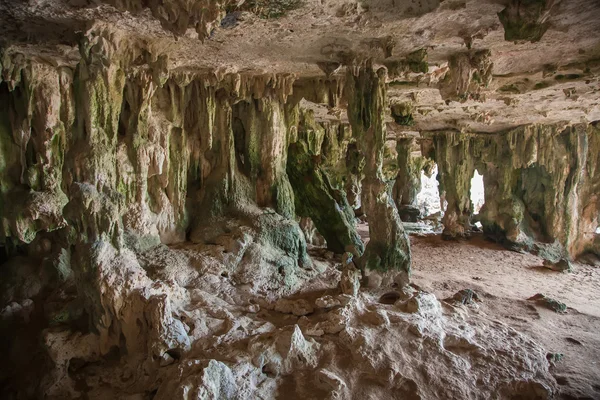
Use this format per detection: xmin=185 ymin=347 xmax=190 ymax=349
xmin=287 ymin=139 xmax=364 ymax=254
xmin=393 ymin=137 xmax=424 ymax=222
xmin=346 ymin=64 xmax=410 ymax=282
xmin=431 ymin=132 xmax=475 ymax=238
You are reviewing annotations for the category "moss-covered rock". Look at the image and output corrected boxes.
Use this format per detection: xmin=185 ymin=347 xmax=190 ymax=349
xmin=287 ymin=140 xmax=364 ymax=254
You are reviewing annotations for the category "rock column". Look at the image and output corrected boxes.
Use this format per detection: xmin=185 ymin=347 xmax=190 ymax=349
xmin=431 ymin=132 xmax=476 ymax=238
xmin=346 ymin=64 xmax=410 ymax=281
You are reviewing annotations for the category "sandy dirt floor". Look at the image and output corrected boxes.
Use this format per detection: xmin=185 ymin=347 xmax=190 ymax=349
xmin=407 ymin=233 xmax=600 ymax=400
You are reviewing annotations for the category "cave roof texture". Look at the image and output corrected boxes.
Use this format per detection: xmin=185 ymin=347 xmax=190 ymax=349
xmin=1 ymin=0 xmax=599 ymax=134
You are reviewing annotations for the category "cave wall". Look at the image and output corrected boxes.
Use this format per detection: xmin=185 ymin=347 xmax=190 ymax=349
xmin=0 ymin=33 xmax=317 ymax=362
xmin=426 ymin=123 xmax=600 ymax=259
xmin=0 ymin=32 xmax=414 ymax=360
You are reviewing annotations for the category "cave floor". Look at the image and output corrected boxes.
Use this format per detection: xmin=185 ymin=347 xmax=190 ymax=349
xmin=407 ymin=233 xmax=600 ymax=400
xmin=5 ymin=226 xmax=600 ymax=399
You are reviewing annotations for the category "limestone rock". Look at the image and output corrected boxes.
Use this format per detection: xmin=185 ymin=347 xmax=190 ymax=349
xmin=542 ymin=258 xmax=573 ymax=272
xmin=340 ymin=264 xmax=361 ymax=296
xmin=528 ymin=293 xmax=567 ymax=313
xmin=445 ymin=289 xmax=480 ymax=305
xmin=399 ymin=291 xmax=443 ymax=316
xmin=249 ymin=325 xmax=320 ymax=376
xmin=274 ymin=298 xmax=315 ymax=316
xmin=315 ymin=295 xmax=342 ymax=309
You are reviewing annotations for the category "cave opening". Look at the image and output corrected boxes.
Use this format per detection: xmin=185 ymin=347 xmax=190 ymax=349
xmin=415 ymin=162 xmax=443 ymax=218
xmin=470 ymin=170 xmax=485 ymax=216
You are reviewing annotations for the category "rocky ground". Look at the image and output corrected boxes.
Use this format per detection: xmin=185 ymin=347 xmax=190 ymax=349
xmin=410 ymin=234 xmax=600 ymax=400
xmin=2 ymin=226 xmax=599 ymax=399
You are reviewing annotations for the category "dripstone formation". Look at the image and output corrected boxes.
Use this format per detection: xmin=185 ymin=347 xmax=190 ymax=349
xmin=0 ymin=0 xmax=599 ymax=398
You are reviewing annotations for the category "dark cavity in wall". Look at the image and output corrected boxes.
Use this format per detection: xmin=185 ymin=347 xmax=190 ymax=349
xmin=232 ymin=102 xmax=251 ymax=178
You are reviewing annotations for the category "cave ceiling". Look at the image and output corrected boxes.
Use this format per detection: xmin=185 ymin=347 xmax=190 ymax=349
xmin=1 ymin=0 xmax=599 ymax=133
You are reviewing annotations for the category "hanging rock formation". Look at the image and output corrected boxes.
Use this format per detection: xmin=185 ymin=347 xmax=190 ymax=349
xmin=498 ymin=0 xmax=560 ymax=43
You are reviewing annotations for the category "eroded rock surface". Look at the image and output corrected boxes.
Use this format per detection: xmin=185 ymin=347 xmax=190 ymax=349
xmin=8 ymin=241 xmax=560 ymax=399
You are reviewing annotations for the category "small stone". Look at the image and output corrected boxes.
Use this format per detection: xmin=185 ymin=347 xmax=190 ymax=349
xmin=315 ymin=295 xmax=341 ymax=309
xmin=399 ymin=292 xmax=442 ymax=315
xmin=542 ymin=258 xmax=572 ymax=273
xmin=528 ymin=293 xmax=567 ymax=313
xmin=160 ymin=352 xmax=175 ymax=367
xmin=445 ymin=289 xmax=479 ymax=305
xmin=247 ymin=304 xmax=260 ymax=313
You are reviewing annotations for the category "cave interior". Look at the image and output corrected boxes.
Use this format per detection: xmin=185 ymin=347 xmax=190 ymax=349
xmin=1 ymin=0 xmax=600 ymax=398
